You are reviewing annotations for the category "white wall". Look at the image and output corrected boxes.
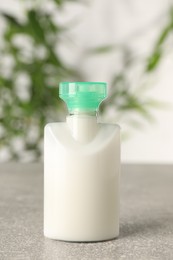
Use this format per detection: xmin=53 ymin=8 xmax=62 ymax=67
xmin=0 ymin=0 xmax=173 ymax=163
xmin=122 ymin=57 xmax=173 ymax=163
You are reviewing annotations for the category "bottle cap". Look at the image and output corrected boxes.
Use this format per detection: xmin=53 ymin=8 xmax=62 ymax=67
xmin=59 ymin=82 xmax=107 ymax=113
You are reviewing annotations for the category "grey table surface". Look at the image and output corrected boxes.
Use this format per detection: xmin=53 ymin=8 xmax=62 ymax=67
xmin=0 ymin=164 xmax=173 ymax=260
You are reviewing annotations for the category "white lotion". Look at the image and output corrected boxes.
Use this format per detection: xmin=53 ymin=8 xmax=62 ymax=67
xmin=44 ymin=82 xmax=121 ymax=242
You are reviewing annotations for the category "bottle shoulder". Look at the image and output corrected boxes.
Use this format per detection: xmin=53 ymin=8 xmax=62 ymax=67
xmin=44 ymin=122 xmax=65 ymax=130
xmin=44 ymin=122 xmax=120 ymax=144
xmin=45 ymin=121 xmax=120 ymax=146
xmin=99 ymin=122 xmax=120 ymax=129
xmin=45 ymin=122 xmax=120 ymax=129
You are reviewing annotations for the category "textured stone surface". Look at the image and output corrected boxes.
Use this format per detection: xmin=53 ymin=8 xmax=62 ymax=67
xmin=0 ymin=164 xmax=173 ymax=260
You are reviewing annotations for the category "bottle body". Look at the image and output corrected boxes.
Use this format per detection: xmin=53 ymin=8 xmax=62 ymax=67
xmin=44 ymin=115 xmax=120 ymax=242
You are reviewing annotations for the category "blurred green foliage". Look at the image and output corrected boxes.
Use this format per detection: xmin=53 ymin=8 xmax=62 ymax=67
xmin=0 ymin=1 xmax=172 ymax=161
xmin=146 ymin=8 xmax=173 ymax=71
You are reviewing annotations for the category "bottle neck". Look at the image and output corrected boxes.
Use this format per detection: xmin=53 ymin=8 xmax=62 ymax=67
xmin=66 ymin=112 xmax=98 ymax=144
xmin=69 ymin=109 xmax=97 ymax=116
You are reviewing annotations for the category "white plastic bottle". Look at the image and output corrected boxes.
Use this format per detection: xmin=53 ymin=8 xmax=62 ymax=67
xmin=44 ymin=82 xmax=121 ymax=242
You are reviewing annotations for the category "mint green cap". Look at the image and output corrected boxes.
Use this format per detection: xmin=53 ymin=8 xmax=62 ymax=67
xmin=59 ymin=82 xmax=107 ymax=113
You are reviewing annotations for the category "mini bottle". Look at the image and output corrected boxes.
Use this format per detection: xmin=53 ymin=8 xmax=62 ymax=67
xmin=44 ymin=82 xmax=121 ymax=242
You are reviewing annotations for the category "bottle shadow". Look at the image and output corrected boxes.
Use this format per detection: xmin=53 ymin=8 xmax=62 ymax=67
xmin=119 ymin=213 xmax=172 ymax=239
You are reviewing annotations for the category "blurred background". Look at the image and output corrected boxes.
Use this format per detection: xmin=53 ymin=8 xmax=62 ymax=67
xmin=0 ymin=0 xmax=173 ymax=163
